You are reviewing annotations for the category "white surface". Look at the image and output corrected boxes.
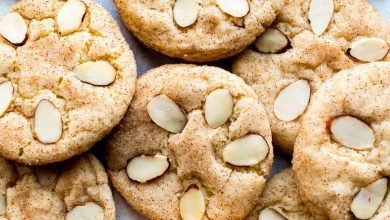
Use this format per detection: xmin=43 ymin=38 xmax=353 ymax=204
xmin=0 ymin=1 xmax=389 ymax=219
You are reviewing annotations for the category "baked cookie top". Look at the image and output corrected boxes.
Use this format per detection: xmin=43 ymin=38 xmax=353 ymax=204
xmin=0 ymin=0 xmax=136 ymax=164
xmin=247 ymin=168 xmax=326 ymax=220
xmin=0 ymin=153 xmax=115 ymax=220
xmin=233 ymin=0 xmax=390 ymax=153
xmin=106 ymin=64 xmax=273 ymax=220
xmin=113 ymin=0 xmax=285 ymax=62
xmin=293 ymin=62 xmax=390 ymax=220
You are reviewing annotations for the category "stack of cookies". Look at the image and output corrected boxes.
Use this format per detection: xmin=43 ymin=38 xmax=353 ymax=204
xmin=0 ymin=0 xmax=389 ymax=219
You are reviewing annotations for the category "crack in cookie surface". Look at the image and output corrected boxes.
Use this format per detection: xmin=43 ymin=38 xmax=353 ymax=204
xmin=0 ymin=0 xmax=136 ymax=165
xmin=106 ymin=64 xmax=273 ymax=220
xmin=0 ymin=153 xmax=115 ymax=220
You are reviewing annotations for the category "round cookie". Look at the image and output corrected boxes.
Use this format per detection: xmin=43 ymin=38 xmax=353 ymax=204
xmin=106 ymin=64 xmax=274 ymax=220
xmin=232 ymin=0 xmax=390 ymax=153
xmin=0 ymin=0 xmax=136 ymax=164
xmin=293 ymin=62 xmax=390 ymax=220
xmin=113 ymin=0 xmax=285 ymax=62
xmin=0 ymin=153 xmax=115 ymax=219
xmin=247 ymin=168 xmax=326 ymax=220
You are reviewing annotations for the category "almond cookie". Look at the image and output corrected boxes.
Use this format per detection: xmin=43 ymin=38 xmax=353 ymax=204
xmin=233 ymin=0 xmax=390 ymax=153
xmin=0 ymin=0 xmax=136 ymax=164
xmin=293 ymin=62 xmax=390 ymax=220
xmin=0 ymin=153 xmax=115 ymax=219
xmin=113 ymin=0 xmax=285 ymax=62
xmin=105 ymin=64 xmax=273 ymax=220
xmin=247 ymin=168 xmax=326 ymax=220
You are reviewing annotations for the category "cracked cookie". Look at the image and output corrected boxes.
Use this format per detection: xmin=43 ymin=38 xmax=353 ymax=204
xmin=232 ymin=0 xmax=390 ymax=153
xmin=0 ymin=153 xmax=115 ymax=220
xmin=113 ymin=0 xmax=285 ymax=62
xmin=293 ymin=62 xmax=390 ymax=220
xmin=0 ymin=0 xmax=137 ymax=164
xmin=247 ymin=168 xmax=326 ymax=220
xmin=105 ymin=64 xmax=273 ymax=220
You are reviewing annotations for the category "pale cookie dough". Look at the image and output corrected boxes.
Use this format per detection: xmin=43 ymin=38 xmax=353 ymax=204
xmin=0 ymin=153 xmax=115 ymax=220
xmin=293 ymin=62 xmax=390 ymax=220
xmin=113 ymin=0 xmax=285 ymax=62
xmin=105 ymin=64 xmax=274 ymax=220
xmin=0 ymin=0 xmax=136 ymax=164
xmin=247 ymin=168 xmax=326 ymax=220
xmin=233 ymin=0 xmax=390 ymax=153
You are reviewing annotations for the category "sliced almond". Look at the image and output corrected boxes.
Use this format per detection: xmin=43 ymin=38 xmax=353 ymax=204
xmin=34 ymin=99 xmax=63 ymax=144
xmin=0 ymin=81 xmax=13 ymax=117
xmin=0 ymin=12 xmax=27 ymax=45
xmin=57 ymin=0 xmax=86 ymax=35
xmin=308 ymin=0 xmax=334 ymax=36
xmin=173 ymin=0 xmax=200 ymax=28
xmin=204 ymin=89 xmax=233 ymax=128
xmin=73 ymin=61 xmax=116 ymax=86
xmin=216 ymin=0 xmax=249 ymax=18
xmin=254 ymin=28 xmax=290 ymax=53
xmin=223 ymin=134 xmax=269 ymax=166
xmin=258 ymin=208 xmax=287 ymax=220
xmin=330 ymin=116 xmax=375 ymax=150
xmin=180 ymin=185 xmax=205 ymax=220
xmin=35 ymin=166 xmax=58 ymax=186
xmin=348 ymin=37 xmax=389 ymax=62
xmin=0 ymin=13 xmax=27 ymax=44
xmin=126 ymin=155 xmax=170 ymax=183
xmin=66 ymin=202 xmax=104 ymax=220
xmin=0 ymin=195 xmax=5 ymax=216
xmin=274 ymin=80 xmax=311 ymax=122
xmin=351 ymin=178 xmax=388 ymax=219
xmin=147 ymin=95 xmax=187 ymax=133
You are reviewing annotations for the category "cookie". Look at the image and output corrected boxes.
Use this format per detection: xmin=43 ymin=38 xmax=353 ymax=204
xmin=105 ymin=64 xmax=273 ymax=220
xmin=0 ymin=153 xmax=115 ymax=219
xmin=232 ymin=0 xmax=390 ymax=153
xmin=293 ymin=62 xmax=390 ymax=220
xmin=247 ymin=168 xmax=326 ymax=220
xmin=0 ymin=0 xmax=136 ymax=164
xmin=113 ymin=0 xmax=285 ymax=62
